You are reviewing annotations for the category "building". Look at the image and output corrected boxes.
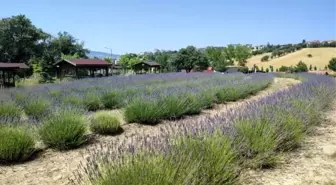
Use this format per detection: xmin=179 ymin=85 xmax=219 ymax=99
xmin=54 ymin=59 xmax=112 ymax=79
xmin=0 ymin=62 xmax=29 ymax=88
xmin=132 ymin=61 xmax=161 ymax=74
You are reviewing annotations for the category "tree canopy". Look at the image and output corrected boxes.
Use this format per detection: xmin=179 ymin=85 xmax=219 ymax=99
xmin=172 ymin=46 xmax=209 ymax=72
xmin=328 ymin=57 xmax=336 ymax=71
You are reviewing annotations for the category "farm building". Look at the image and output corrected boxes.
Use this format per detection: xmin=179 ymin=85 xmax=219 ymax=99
xmin=132 ymin=61 xmax=161 ymax=74
xmin=0 ymin=62 xmax=29 ymax=88
xmin=54 ymin=59 xmax=112 ymax=78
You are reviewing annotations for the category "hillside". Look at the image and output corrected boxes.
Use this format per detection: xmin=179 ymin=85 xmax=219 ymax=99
xmin=247 ymin=48 xmax=336 ymax=70
xmin=88 ymin=51 xmax=120 ymax=59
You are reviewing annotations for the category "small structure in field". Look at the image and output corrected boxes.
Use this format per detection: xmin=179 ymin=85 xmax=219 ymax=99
xmin=225 ymin=66 xmax=241 ymax=73
xmin=203 ymin=67 xmax=214 ymax=73
xmin=132 ymin=61 xmax=161 ymax=74
xmin=0 ymin=62 xmax=29 ymax=88
xmin=54 ymin=59 xmax=112 ymax=79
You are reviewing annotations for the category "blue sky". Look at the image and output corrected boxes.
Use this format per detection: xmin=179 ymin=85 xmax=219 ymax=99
xmin=1 ymin=0 xmax=335 ymax=54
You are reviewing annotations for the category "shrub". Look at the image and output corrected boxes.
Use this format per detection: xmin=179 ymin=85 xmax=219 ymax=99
xmin=314 ymin=66 xmax=317 ymax=70
xmin=261 ymin=55 xmax=270 ymax=62
xmin=170 ymin=134 xmax=239 ymax=184
xmin=90 ymin=134 xmax=238 ymax=185
xmin=84 ymin=92 xmax=101 ymax=111
xmin=328 ymin=57 xmax=336 ymax=71
xmin=23 ymin=99 xmax=51 ymax=119
xmin=101 ymin=91 xmax=124 ymax=109
xmin=199 ymin=91 xmax=215 ymax=109
xmin=307 ymin=54 xmax=313 ymax=58
xmin=265 ymin=68 xmax=269 ymax=73
xmin=216 ymin=86 xmax=249 ymax=103
xmin=90 ymin=112 xmax=122 ymax=135
xmin=160 ymin=95 xmax=188 ymax=119
xmin=237 ymin=66 xmax=249 ymax=73
xmin=184 ymin=93 xmax=203 ymax=115
xmin=39 ymin=110 xmax=88 ymax=150
xmin=235 ymin=119 xmax=278 ymax=168
xmin=62 ymin=94 xmax=84 ymax=107
xmin=0 ymin=126 xmax=35 ymax=163
xmin=0 ymin=101 xmax=22 ymax=121
xmin=295 ymin=61 xmax=308 ymax=72
xmin=124 ymin=99 xmax=164 ymax=125
xmin=279 ymin=65 xmax=289 ymax=72
xmin=309 ymin=64 xmax=313 ymax=71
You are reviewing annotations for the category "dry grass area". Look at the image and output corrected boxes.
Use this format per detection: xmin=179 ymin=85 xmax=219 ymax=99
xmin=240 ymin=103 xmax=336 ymax=185
xmin=0 ymin=78 xmax=299 ymax=185
xmin=247 ymin=48 xmax=336 ymax=70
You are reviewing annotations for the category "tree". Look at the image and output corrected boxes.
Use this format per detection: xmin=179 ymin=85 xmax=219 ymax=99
xmin=50 ymin=32 xmax=88 ymax=59
xmin=324 ymin=65 xmax=328 ymax=70
xmin=235 ymin=44 xmax=252 ymax=66
xmin=295 ymin=61 xmax=308 ymax=72
xmin=172 ymin=46 xmax=209 ymax=73
xmin=61 ymin=53 xmax=80 ymax=60
xmin=309 ymin=64 xmax=312 ymax=71
xmin=269 ymin=65 xmax=274 ymax=72
xmin=276 ymin=68 xmax=279 ymax=72
xmin=0 ymin=15 xmax=48 ymax=63
xmin=205 ymin=46 xmax=233 ymax=72
xmin=261 ymin=55 xmax=270 ymax=62
xmin=261 ymin=66 xmax=264 ymax=72
xmin=103 ymin=57 xmax=112 ymax=63
xmin=118 ymin=53 xmax=138 ymax=71
xmin=328 ymin=57 xmax=336 ymax=71
xmin=279 ymin=66 xmax=289 ymax=72
xmin=314 ymin=66 xmax=317 ymax=71
xmin=265 ymin=68 xmax=269 ymax=73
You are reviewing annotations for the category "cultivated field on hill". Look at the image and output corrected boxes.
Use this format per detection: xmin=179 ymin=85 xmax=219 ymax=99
xmin=247 ymin=48 xmax=336 ymax=70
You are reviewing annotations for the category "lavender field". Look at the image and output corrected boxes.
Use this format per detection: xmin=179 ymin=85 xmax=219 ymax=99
xmin=0 ymin=72 xmax=335 ymax=185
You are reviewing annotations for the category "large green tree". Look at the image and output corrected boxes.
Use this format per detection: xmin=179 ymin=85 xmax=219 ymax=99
xmin=0 ymin=15 xmax=48 ymax=63
xmin=234 ymin=44 xmax=252 ymax=66
xmin=172 ymin=46 xmax=209 ymax=73
xmin=205 ymin=46 xmax=233 ymax=72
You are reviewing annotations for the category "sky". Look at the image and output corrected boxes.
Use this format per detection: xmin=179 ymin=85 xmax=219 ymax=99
xmin=1 ymin=0 xmax=336 ymax=54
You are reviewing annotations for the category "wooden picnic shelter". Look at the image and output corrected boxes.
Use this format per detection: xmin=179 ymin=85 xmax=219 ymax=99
xmin=132 ymin=61 xmax=161 ymax=74
xmin=54 ymin=59 xmax=112 ymax=79
xmin=0 ymin=62 xmax=29 ymax=88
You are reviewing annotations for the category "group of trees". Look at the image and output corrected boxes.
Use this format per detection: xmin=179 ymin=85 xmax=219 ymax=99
xmin=118 ymin=44 xmax=252 ymax=73
xmin=0 ymin=15 xmax=88 ymax=82
xmin=252 ymin=42 xmax=303 ymax=56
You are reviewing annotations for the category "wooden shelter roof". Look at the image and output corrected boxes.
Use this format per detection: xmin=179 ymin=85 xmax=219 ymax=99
xmin=134 ymin=61 xmax=161 ymax=67
xmin=0 ymin=62 xmax=29 ymax=69
xmin=54 ymin=59 xmax=112 ymax=67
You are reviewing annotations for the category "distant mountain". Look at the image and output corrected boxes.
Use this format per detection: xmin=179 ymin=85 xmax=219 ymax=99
xmin=88 ymin=51 xmax=120 ymax=59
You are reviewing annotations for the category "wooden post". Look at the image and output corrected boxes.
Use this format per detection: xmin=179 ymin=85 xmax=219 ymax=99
xmin=75 ymin=68 xmax=78 ymax=78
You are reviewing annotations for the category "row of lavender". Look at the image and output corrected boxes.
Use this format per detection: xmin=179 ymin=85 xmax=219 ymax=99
xmin=0 ymin=73 xmax=273 ymax=163
xmin=74 ymin=74 xmax=336 ymax=185
xmin=1 ymin=72 xmax=271 ymax=123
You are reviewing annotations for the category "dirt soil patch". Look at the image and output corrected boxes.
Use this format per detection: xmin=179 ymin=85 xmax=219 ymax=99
xmin=0 ymin=78 xmax=299 ymax=185
xmin=240 ymin=104 xmax=336 ymax=185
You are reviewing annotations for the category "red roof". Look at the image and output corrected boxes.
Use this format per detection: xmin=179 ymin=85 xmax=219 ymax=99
xmin=0 ymin=62 xmax=29 ymax=69
xmin=55 ymin=59 xmax=111 ymax=67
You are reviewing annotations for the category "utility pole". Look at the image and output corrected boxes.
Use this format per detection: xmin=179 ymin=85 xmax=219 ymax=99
xmin=105 ymin=47 xmax=114 ymax=76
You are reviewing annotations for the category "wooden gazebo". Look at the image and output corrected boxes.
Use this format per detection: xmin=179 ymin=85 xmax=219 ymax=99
xmin=54 ymin=59 xmax=112 ymax=79
xmin=0 ymin=62 xmax=29 ymax=88
xmin=132 ymin=61 xmax=161 ymax=74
